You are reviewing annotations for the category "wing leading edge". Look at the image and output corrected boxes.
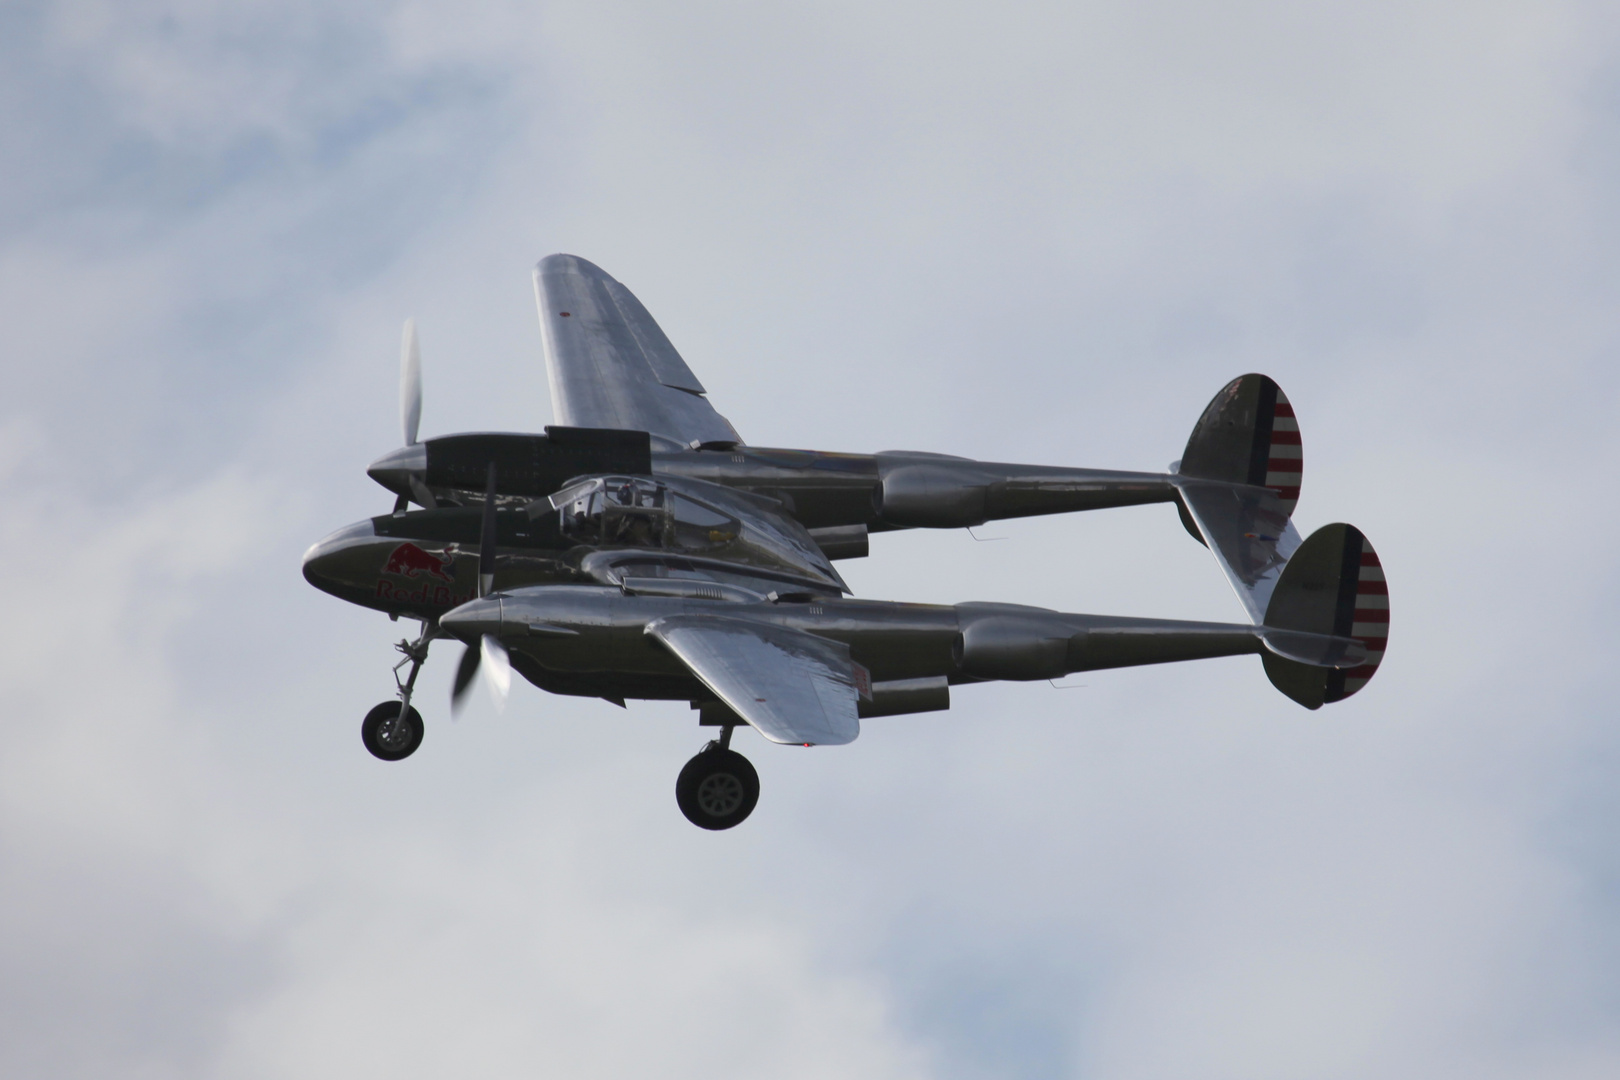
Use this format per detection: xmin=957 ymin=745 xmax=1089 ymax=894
xmin=645 ymin=615 xmax=868 ymax=745
xmin=534 ymin=255 xmax=743 ymax=451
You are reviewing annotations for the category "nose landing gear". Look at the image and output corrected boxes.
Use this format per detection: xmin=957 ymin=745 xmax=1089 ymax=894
xmin=362 ymin=620 xmax=438 ymax=761
xmin=676 ymin=725 xmax=760 ymax=830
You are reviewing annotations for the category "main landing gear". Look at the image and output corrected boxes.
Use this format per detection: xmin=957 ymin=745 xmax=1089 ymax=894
xmin=362 ymin=620 xmax=439 ymax=761
xmin=676 ymin=725 xmax=760 ymax=830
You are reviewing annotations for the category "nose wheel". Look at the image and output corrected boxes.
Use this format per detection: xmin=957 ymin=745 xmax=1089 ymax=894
xmin=362 ymin=700 xmax=424 ymax=760
xmin=676 ymin=728 xmax=760 ymax=830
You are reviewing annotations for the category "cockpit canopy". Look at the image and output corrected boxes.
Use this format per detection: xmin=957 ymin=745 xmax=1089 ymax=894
xmin=551 ymin=476 xmax=740 ymax=552
xmin=546 ymin=474 xmax=846 ymax=592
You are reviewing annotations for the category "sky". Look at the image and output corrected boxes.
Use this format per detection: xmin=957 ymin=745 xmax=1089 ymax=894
xmin=3 ymin=1 xmax=1620 ymax=1077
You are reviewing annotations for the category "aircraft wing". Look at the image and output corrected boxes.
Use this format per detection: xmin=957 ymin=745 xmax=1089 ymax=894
xmin=533 ymin=255 xmax=744 ymax=451
xmin=645 ymin=615 xmax=868 ymax=745
xmin=1174 ymin=478 xmax=1304 ymax=623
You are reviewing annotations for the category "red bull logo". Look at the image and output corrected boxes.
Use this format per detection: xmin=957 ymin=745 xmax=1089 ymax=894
xmin=382 ymin=542 xmax=455 ymax=582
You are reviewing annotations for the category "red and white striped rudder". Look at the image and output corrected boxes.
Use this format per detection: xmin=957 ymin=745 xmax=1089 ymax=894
xmin=1264 ymin=390 xmax=1302 ymax=517
xmin=1333 ymin=533 xmax=1387 ymax=702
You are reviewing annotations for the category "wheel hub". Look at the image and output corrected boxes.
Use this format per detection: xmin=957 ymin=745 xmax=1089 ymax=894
xmin=377 ymin=713 xmax=413 ymax=749
xmin=676 ymin=746 xmax=759 ymax=829
xmin=696 ymin=772 xmax=745 ymax=816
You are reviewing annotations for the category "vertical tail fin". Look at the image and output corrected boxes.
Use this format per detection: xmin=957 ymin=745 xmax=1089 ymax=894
xmin=1262 ymin=523 xmax=1389 ymax=709
xmin=1180 ymin=374 xmax=1302 ymax=517
xmin=1174 ymin=374 xmax=1308 ymax=621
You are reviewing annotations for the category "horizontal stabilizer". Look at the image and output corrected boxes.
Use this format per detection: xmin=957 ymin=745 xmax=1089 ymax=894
xmin=1261 ymin=523 xmax=1389 ymax=709
xmin=1175 ymin=478 xmax=1302 ymax=623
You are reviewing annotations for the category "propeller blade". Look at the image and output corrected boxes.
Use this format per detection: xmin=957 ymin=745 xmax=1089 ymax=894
xmin=400 ymin=318 xmax=422 ymax=446
xmin=481 ymin=634 xmax=511 ymax=713
xmin=450 ymin=641 xmax=481 ymax=714
xmin=408 ymin=475 xmax=437 ymax=510
xmin=478 ymin=461 xmax=498 ymax=597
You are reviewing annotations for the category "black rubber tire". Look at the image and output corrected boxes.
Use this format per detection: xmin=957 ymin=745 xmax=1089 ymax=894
xmin=362 ymin=701 xmax=424 ymax=761
xmin=675 ymin=746 xmax=760 ymax=830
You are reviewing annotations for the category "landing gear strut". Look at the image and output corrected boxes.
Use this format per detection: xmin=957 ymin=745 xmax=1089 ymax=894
xmin=676 ymin=726 xmax=760 ymax=830
xmin=362 ymin=620 xmax=438 ymax=761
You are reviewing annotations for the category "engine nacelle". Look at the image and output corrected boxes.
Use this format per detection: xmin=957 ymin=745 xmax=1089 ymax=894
xmin=369 ymin=427 xmax=653 ymax=505
xmin=953 ymin=615 xmax=1073 ymax=681
xmin=873 ymin=463 xmax=990 ymax=528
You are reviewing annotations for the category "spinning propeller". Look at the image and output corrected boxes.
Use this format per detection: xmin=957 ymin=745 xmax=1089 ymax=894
xmin=450 ymin=461 xmax=512 ymax=715
xmin=389 ymin=319 xmax=437 ymax=513
xmin=401 ymin=317 xmax=422 ymax=447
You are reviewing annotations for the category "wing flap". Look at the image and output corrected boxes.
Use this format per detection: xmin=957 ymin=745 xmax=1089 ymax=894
xmin=646 ymin=615 xmax=865 ymax=745
xmin=534 ymin=255 xmax=742 ymax=450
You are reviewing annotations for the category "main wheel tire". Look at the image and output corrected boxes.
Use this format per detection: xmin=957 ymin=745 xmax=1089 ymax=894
xmin=362 ymin=701 xmax=424 ymax=761
xmin=675 ymin=746 xmax=760 ymax=830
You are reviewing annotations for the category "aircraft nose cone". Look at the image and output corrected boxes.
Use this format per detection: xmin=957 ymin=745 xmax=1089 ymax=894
xmin=367 ymin=443 xmax=428 ymax=496
xmin=441 ymin=595 xmax=503 ymax=643
xmin=301 ymin=519 xmax=376 ymax=592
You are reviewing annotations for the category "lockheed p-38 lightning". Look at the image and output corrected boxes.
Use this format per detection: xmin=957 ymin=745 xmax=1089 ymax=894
xmin=303 ymin=255 xmax=1389 ymax=830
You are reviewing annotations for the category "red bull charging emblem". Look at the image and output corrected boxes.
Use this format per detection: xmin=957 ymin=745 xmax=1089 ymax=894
xmin=375 ymin=543 xmax=471 ymax=607
xmin=381 ymin=542 xmax=455 ymax=582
